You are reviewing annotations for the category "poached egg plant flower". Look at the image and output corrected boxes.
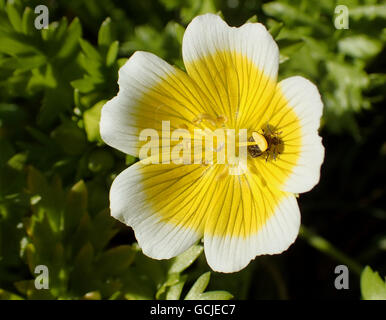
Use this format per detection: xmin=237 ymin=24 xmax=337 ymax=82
xmin=100 ymin=14 xmax=324 ymax=273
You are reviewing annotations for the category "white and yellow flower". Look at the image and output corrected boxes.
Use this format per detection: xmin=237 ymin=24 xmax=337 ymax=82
xmin=100 ymin=14 xmax=324 ymax=273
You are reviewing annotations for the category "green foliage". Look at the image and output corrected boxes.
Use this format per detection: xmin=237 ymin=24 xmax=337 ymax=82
xmin=1 ymin=167 xmax=230 ymax=300
xmin=183 ymin=272 xmax=233 ymax=300
xmin=0 ymin=2 xmax=84 ymax=126
xmin=83 ymin=100 xmax=106 ymax=143
xmin=0 ymin=0 xmax=385 ymax=300
xmin=360 ymin=266 xmax=386 ymax=300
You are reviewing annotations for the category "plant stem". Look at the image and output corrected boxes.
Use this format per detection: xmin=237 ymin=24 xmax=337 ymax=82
xmin=299 ymin=225 xmax=363 ymax=276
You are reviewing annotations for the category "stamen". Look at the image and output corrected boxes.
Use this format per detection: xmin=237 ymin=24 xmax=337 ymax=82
xmin=193 ymin=113 xmax=218 ymax=130
xmin=193 ymin=113 xmax=229 ymax=132
xmin=217 ymin=166 xmax=229 ymax=180
xmin=237 ymin=141 xmax=259 ymax=147
xmin=216 ymin=115 xmax=227 ymax=126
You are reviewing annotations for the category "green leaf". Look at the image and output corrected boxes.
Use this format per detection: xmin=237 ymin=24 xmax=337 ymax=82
xmin=7 ymin=153 xmax=26 ymax=171
xmin=78 ymin=53 xmax=104 ymax=78
xmin=277 ymin=38 xmax=305 ymax=57
xmin=88 ymin=209 xmax=117 ymax=251
xmin=159 ymin=0 xmax=182 ymax=10
xmin=0 ymin=54 xmax=46 ymax=70
xmin=65 ymin=180 xmax=88 ymax=232
xmin=350 ymin=5 xmax=386 ymax=20
xmin=74 ymin=88 xmax=82 ymax=110
xmin=168 ymin=244 xmax=203 ymax=274
xmin=338 ymin=35 xmax=383 ymax=60
xmin=97 ymin=245 xmax=136 ymax=276
xmin=361 ymin=266 xmax=386 ymax=300
xmin=14 ymin=280 xmax=55 ymax=299
xmin=121 ymin=25 xmax=166 ymax=57
xmin=263 ymin=2 xmax=312 ymax=25
xmin=156 ymin=273 xmax=180 ymax=299
xmin=369 ymin=73 xmax=386 ymax=89
xmin=279 ymin=54 xmax=289 ymax=64
xmin=83 ymin=100 xmax=106 ymax=142
xmin=73 ymin=242 xmax=95 ymax=273
xmin=180 ymin=0 xmax=217 ymax=24
xmin=51 ymin=122 xmax=87 ymax=155
xmin=88 ymin=149 xmax=114 ymax=173
xmin=185 ymin=272 xmax=211 ymax=300
xmin=26 ymin=126 xmax=54 ymax=147
xmin=246 ymin=15 xmax=258 ymax=23
xmin=215 ymin=11 xmax=225 ymax=20
xmin=21 ymin=7 xmax=34 ymax=35
xmin=28 ymin=64 xmax=57 ymax=89
xmin=38 ymin=86 xmax=75 ymax=126
xmin=71 ymin=77 xmax=97 ymax=93
xmin=0 ymin=289 xmax=24 ymax=300
xmin=51 ymin=18 xmax=68 ymax=45
xmin=56 ymin=17 xmax=82 ymax=59
xmin=166 ymin=275 xmax=187 ymax=300
xmin=197 ymin=291 xmax=233 ymax=300
xmin=27 ymin=166 xmax=47 ymax=195
xmin=325 ymin=60 xmax=370 ymax=113
xmin=98 ymin=17 xmax=113 ymax=47
xmin=168 ymin=22 xmax=185 ymax=45
xmin=0 ymin=31 xmax=40 ymax=55
xmin=125 ymin=154 xmax=137 ymax=166
xmin=80 ymin=39 xmax=102 ymax=61
xmin=268 ymin=20 xmax=284 ymax=39
xmin=117 ymin=57 xmax=128 ymax=68
xmin=6 ymin=2 xmax=22 ymax=33
xmin=106 ymin=40 xmax=119 ymax=67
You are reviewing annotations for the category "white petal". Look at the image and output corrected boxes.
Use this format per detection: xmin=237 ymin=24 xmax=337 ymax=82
xmin=110 ymin=162 xmax=204 ymax=259
xmin=204 ymin=186 xmax=300 ymax=273
xmin=182 ymin=13 xmax=279 ymax=129
xmin=100 ymin=51 xmax=208 ymax=157
xmin=182 ymin=13 xmax=279 ymax=81
xmin=279 ymin=76 xmax=325 ymax=194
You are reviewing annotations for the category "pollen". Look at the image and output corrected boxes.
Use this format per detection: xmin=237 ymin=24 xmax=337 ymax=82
xmin=193 ymin=113 xmax=218 ymax=130
xmin=252 ymin=132 xmax=268 ymax=152
xmin=247 ymin=132 xmax=267 ymax=158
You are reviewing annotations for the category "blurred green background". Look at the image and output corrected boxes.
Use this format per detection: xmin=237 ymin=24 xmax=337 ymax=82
xmin=0 ymin=0 xmax=385 ymax=300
